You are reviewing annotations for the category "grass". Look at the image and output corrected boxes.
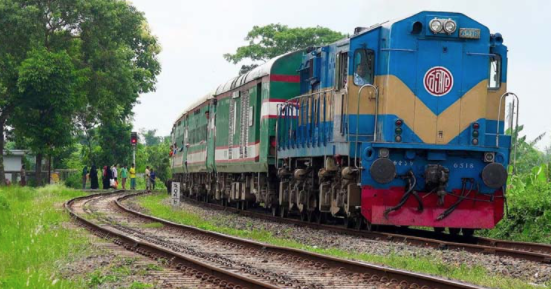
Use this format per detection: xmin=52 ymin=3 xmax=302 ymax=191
xmin=0 ymin=185 xmax=90 ymax=288
xmin=140 ymin=222 xmax=164 ymax=229
xmin=135 ymin=193 xmax=547 ymax=289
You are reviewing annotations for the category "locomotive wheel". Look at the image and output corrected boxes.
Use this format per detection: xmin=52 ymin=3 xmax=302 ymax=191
xmin=344 ymin=216 xmax=356 ymax=229
xmin=355 ymin=216 xmax=367 ymax=231
xmin=271 ymin=206 xmax=279 ymax=217
xmin=307 ymin=210 xmax=317 ymax=223
xmin=279 ymin=207 xmax=288 ymax=218
xmin=462 ymin=228 xmax=475 ymax=238
xmin=316 ymin=212 xmax=327 ymax=224
xmin=300 ymin=211 xmax=308 ymax=222
xmin=449 ymin=228 xmax=461 ymax=236
xmin=434 ymin=227 xmax=445 ymax=234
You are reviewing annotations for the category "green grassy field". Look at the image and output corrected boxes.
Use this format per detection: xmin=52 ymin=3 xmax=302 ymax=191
xmin=135 ymin=193 xmax=546 ymax=289
xmin=0 ymin=185 xmax=91 ymax=288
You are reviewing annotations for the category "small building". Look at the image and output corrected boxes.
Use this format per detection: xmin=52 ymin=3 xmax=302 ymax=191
xmin=3 ymin=150 xmax=28 ymax=183
xmin=2 ymin=150 xmax=48 ymax=184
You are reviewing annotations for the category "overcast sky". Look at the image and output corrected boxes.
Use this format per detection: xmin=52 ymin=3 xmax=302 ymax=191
xmin=130 ymin=0 xmax=551 ymax=149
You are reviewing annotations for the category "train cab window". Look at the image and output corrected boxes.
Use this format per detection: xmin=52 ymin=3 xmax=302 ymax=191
xmin=353 ymin=49 xmax=375 ymax=86
xmin=335 ymin=52 xmax=349 ymax=90
xmin=488 ymin=54 xmax=501 ymax=89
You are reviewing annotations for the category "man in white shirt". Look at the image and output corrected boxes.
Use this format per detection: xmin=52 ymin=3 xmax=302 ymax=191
xmin=112 ymin=165 xmax=118 ymax=181
xmin=354 ymin=64 xmax=368 ymax=86
xmin=145 ymin=166 xmax=151 ymax=191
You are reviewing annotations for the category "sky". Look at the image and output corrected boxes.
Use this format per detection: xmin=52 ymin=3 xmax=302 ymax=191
xmin=130 ymin=0 xmax=551 ymax=149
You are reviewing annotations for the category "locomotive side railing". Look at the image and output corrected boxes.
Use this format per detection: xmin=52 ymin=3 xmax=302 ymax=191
xmin=496 ymin=92 xmax=519 ymax=174
xmin=278 ymin=89 xmax=334 ymax=151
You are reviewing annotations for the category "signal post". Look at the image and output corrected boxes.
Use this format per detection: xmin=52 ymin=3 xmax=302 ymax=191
xmin=131 ymin=132 xmax=138 ymax=166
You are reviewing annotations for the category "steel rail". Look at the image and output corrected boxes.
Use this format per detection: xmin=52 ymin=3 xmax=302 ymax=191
xmin=65 ymin=192 xmax=280 ymax=289
xmin=117 ymin=192 xmax=487 ymax=289
xmin=167 ymin=193 xmax=551 ymax=264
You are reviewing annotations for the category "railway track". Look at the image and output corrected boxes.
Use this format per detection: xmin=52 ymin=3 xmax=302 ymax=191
xmin=67 ymin=191 xmax=486 ymax=289
xmin=172 ymin=193 xmax=551 ymax=264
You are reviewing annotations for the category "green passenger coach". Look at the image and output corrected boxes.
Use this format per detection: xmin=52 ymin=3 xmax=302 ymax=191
xmin=170 ymin=51 xmax=302 ymax=207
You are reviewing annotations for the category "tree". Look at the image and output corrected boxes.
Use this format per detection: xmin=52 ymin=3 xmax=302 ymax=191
xmin=96 ymin=118 xmax=133 ymax=168
xmin=141 ymin=129 xmax=162 ymax=146
xmin=224 ymin=24 xmax=344 ymax=74
xmin=0 ymin=0 xmax=161 ymax=185
xmin=12 ymin=48 xmax=80 ymax=185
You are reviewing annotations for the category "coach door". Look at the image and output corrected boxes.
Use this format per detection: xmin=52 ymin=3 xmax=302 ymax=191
xmin=415 ymin=40 xmax=462 ymax=144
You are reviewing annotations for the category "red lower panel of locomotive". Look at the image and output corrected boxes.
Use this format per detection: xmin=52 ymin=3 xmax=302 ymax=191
xmin=361 ymin=186 xmax=504 ymax=229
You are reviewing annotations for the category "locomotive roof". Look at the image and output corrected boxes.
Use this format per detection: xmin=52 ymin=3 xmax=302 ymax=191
xmin=215 ymin=51 xmax=297 ymax=95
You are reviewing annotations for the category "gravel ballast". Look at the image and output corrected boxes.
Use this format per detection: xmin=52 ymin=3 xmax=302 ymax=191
xmin=126 ymin=195 xmax=551 ymax=286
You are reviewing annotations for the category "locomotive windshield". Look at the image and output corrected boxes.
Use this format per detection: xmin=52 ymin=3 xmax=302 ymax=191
xmin=353 ymin=49 xmax=375 ymax=86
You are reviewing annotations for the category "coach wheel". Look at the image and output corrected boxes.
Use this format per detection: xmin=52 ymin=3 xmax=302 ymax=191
xmin=271 ymin=206 xmax=279 ymax=217
xmin=462 ymin=228 xmax=475 ymax=238
xmin=448 ymin=228 xmax=461 ymax=236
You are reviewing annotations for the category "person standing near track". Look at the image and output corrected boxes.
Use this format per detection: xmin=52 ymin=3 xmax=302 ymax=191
xmin=112 ymin=164 xmax=118 ymax=182
xmin=90 ymin=164 xmax=98 ymax=190
xmin=129 ymin=163 xmax=136 ymax=190
xmin=120 ymin=165 xmax=128 ymax=190
xmin=102 ymin=166 xmax=110 ymax=189
xmin=149 ymin=168 xmax=156 ymax=190
xmin=145 ymin=166 xmax=151 ymax=191
xmin=82 ymin=165 xmax=88 ymax=189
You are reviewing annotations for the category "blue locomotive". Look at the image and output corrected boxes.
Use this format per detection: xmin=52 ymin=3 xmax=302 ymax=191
xmin=275 ymin=11 xmax=516 ymax=234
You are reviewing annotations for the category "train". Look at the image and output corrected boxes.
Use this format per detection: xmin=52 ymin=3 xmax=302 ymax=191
xmin=169 ymin=11 xmax=517 ymax=236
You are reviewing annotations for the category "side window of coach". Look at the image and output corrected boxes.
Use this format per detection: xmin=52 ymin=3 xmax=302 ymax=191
xmin=488 ymin=54 xmax=501 ymax=89
xmin=353 ymin=49 xmax=374 ymax=86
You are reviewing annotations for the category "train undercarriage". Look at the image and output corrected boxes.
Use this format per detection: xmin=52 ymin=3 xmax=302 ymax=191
xmin=170 ymin=155 xmax=480 ymax=236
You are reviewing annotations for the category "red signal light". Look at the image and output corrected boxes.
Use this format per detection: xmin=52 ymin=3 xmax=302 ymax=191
xmin=395 ymin=119 xmax=403 ymax=126
xmin=131 ymin=132 xmax=138 ymax=145
xmin=472 ymin=123 xmax=480 ymax=129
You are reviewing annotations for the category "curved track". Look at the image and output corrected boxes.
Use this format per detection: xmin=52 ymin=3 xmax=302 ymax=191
xmin=176 ymin=194 xmax=551 ymax=264
xmin=67 ymin=191 xmax=486 ymax=289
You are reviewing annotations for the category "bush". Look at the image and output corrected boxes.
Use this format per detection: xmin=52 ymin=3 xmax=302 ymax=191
xmin=64 ymin=172 xmax=82 ymax=189
xmin=483 ymin=164 xmax=551 ymax=242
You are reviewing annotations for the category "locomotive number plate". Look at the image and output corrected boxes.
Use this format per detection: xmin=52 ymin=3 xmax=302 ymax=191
xmin=459 ymin=28 xmax=480 ymax=39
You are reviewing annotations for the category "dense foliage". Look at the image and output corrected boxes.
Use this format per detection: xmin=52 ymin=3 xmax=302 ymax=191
xmin=481 ymin=128 xmax=551 ymax=243
xmin=224 ymin=24 xmax=344 ymax=74
xmin=0 ymin=0 xmax=161 ymax=184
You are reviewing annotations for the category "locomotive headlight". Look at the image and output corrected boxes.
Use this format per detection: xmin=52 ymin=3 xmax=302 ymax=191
xmin=379 ymin=148 xmax=390 ymax=158
xmin=429 ymin=19 xmax=443 ymax=33
xmin=443 ymin=19 xmax=457 ymax=34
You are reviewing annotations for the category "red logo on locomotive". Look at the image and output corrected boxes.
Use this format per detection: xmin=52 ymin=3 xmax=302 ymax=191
xmin=423 ymin=66 xmax=453 ymax=96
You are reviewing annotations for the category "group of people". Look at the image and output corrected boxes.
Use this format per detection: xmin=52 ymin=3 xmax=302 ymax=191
xmin=82 ymin=163 xmax=157 ymax=191
xmin=169 ymin=142 xmax=182 ymax=157
xmin=144 ymin=166 xmax=156 ymax=190
xmin=83 ymin=164 xmax=136 ymax=190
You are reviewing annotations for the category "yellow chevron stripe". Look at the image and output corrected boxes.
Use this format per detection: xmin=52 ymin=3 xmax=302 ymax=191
xmin=346 ymin=75 xmax=507 ymax=144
